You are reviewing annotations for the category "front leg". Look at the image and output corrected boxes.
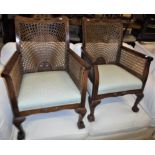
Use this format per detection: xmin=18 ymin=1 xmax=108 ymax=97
xmin=132 ymin=94 xmax=144 ymax=112
xmin=87 ymin=96 xmax=101 ymax=122
xmin=75 ymin=107 xmax=87 ymax=129
xmin=14 ymin=117 xmax=26 ymax=140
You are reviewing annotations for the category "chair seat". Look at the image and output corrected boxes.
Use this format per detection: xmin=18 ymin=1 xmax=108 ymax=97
xmin=88 ymin=64 xmax=142 ymax=95
xmin=18 ymin=71 xmax=81 ymax=112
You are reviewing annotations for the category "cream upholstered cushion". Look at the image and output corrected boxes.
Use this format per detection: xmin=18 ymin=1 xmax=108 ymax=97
xmin=88 ymin=64 xmax=142 ymax=95
xmin=18 ymin=71 xmax=81 ymax=112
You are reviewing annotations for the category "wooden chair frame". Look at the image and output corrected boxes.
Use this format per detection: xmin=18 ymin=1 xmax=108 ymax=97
xmin=82 ymin=18 xmax=153 ymax=122
xmin=2 ymin=16 xmax=89 ymax=139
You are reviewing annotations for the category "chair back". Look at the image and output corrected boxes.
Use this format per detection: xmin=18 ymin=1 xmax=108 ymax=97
xmin=82 ymin=18 xmax=123 ymax=64
xmin=15 ymin=16 xmax=69 ymax=73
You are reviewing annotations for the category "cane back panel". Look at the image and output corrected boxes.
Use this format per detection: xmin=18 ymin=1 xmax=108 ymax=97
xmin=83 ymin=19 xmax=123 ymax=63
xmin=15 ymin=16 xmax=69 ymax=73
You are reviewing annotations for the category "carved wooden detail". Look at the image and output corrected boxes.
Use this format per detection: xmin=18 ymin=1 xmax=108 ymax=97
xmin=132 ymin=94 xmax=144 ymax=112
xmin=75 ymin=108 xmax=87 ymax=129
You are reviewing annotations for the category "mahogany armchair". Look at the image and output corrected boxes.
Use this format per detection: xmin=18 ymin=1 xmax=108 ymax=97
xmin=2 ymin=16 xmax=89 ymax=139
xmin=82 ymin=18 xmax=153 ymax=122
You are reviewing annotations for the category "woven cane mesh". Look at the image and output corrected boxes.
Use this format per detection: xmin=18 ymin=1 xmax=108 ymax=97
xmin=119 ymin=49 xmax=147 ymax=77
xmin=68 ymin=53 xmax=85 ymax=92
xmin=15 ymin=17 xmax=67 ymax=73
xmin=10 ymin=56 xmax=23 ymax=97
xmin=84 ymin=20 xmax=123 ymax=63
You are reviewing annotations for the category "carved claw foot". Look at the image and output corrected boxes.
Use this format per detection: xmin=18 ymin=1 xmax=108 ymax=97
xmin=132 ymin=94 xmax=144 ymax=113
xmin=132 ymin=106 xmax=139 ymax=112
xmin=75 ymin=108 xmax=87 ymax=129
xmin=18 ymin=130 xmax=25 ymax=140
xmin=87 ymin=97 xmax=101 ymax=122
xmin=87 ymin=114 xmax=95 ymax=122
xmin=14 ymin=117 xmax=26 ymax=140
xmin=77 ymin=121 xmax=85 ymax=129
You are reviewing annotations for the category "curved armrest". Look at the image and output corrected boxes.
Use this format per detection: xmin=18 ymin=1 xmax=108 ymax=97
xmin=68 ymin=48 xmax=89 ymax=92
xmin=2 ymin=52 xmax=23 ymax=98
xmin=68 ymin=48 xmax=90 ymax=70
xmin=119 ymin=46 xmax=153 ymax=89
xmin=68 ymin=49 xmax=89 ymax=106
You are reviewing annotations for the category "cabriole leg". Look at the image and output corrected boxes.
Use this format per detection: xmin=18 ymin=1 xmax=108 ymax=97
xmin=14 ymin=117 xmax=26 ymax=140
xmin=87 ymin=96 xmax=101 ymax=122
xmin=75 ymin=108 xmax=87 ymax=129
xmin=132 ymin=94 xmax=144 ymax=112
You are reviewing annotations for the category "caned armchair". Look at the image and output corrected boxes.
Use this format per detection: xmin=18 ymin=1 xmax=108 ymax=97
xmin=82 ymin=18 xmax=153 ymax=122
xmin=2 ymin=16 xmax=89 ymax=139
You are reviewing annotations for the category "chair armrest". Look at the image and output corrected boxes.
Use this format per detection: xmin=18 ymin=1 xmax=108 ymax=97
xmin=2 ymin=52 xmax=23 ymax=98
xmin=68 ymin=49 xmax=89 ymax=93
xmin=119 ymin=46 xmax=153 ymax=89
xmin=81 ymin=47 xmax=106 ymax=65
xmin=68 ymin=48 xmax=90 ymax=70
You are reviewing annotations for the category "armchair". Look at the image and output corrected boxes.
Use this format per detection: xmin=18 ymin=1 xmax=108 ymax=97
xmin=82 ymin=18 xmax=153 ymax=122
xmin=2 ymin=16 xmax=89 ymax=139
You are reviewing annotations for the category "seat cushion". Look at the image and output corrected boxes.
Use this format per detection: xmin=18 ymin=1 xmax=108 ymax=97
xmin=18 ymin=71 xmax=81 ymax=112
xmin=88 ymin=64 xmax=142 ymax=95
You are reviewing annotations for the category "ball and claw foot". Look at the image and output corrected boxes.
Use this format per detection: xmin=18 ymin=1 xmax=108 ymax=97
xmin=87 ymin=114 xmax=95 ymax=122
xmin=17 ymin=131 xmax=25 ymax=140
xmin=77 ymin=121 xmax=85 ymax=129
xmin=132 ymin=106 xmax=139 ymax=113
